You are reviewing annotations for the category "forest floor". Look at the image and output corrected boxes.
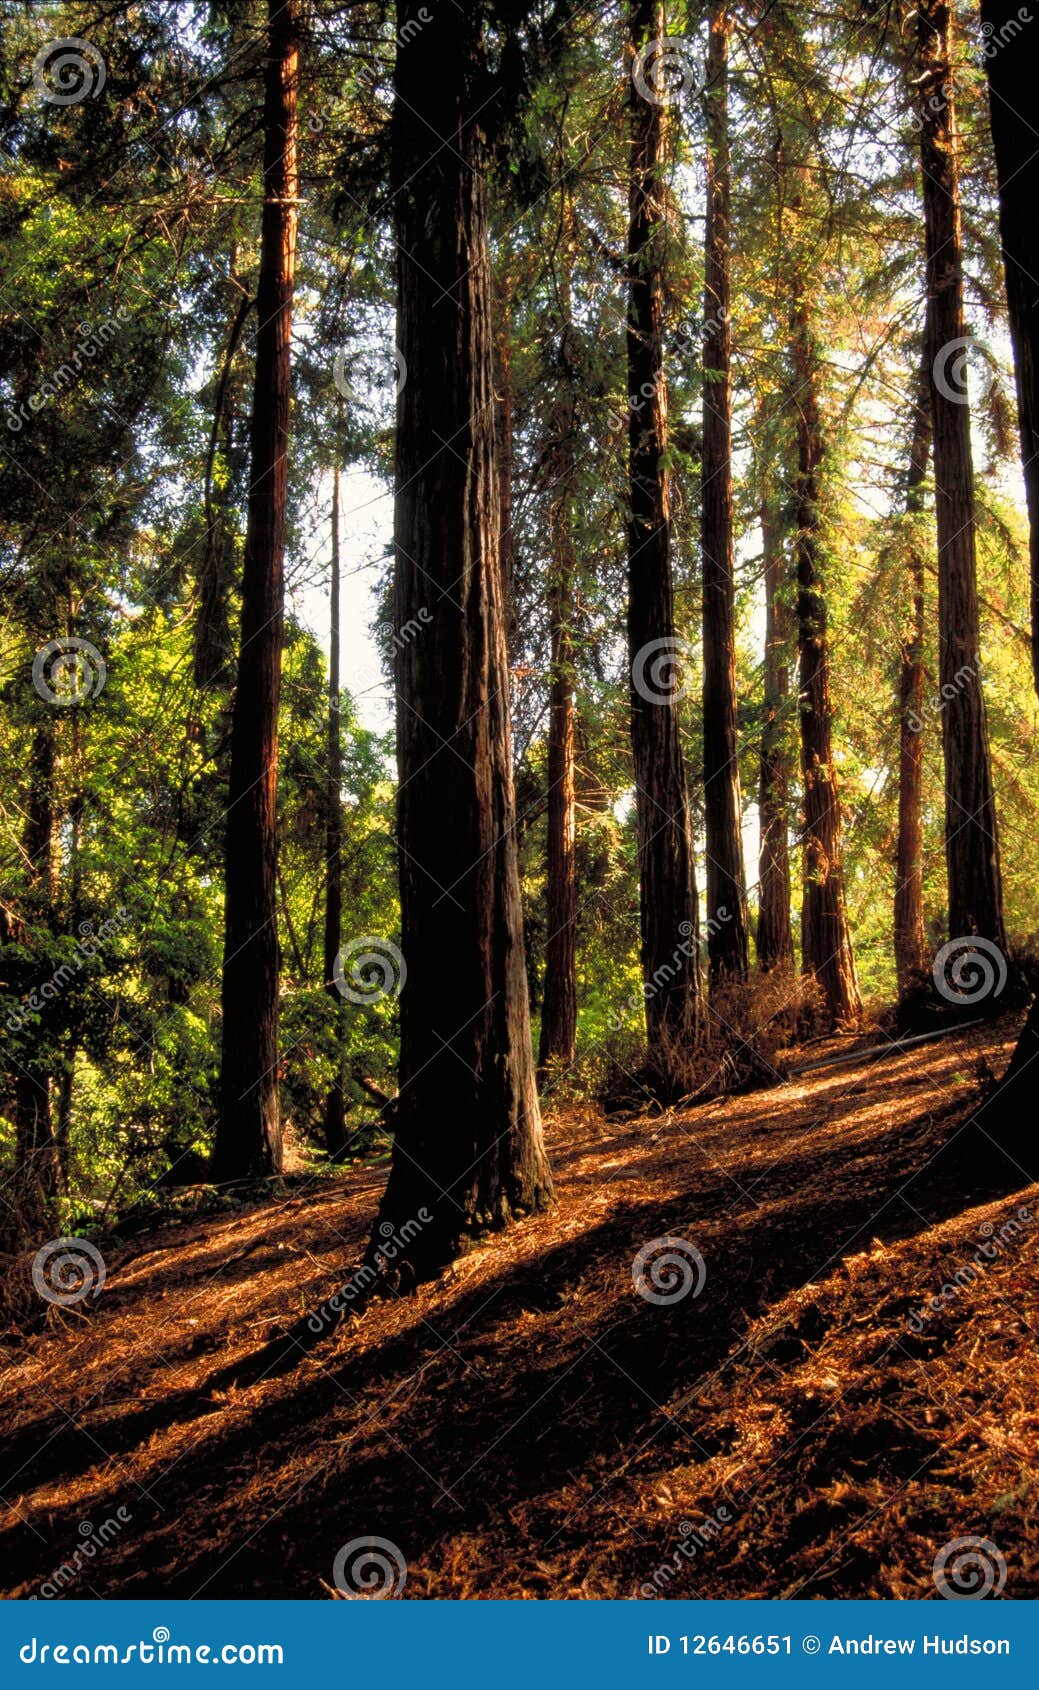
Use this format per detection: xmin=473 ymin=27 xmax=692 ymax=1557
xmin=1 ymin=1012 xmax=1037 ymax=1601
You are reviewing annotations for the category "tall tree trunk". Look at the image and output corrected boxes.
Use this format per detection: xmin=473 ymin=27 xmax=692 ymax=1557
xmin=369 ymin=0 xmax=552 ymax=1276
xmin=981 ymin=0 xmax=1039 ymax=697
xmin=791 ymin=297 xmax=862 ymax=1028
xmin=757 ymin=492 xmax=795 ymax=972
xmin=323 ymin=453 xmax=348 ymax=1157
xmin=11 ymin=713 xmax=61 ymax=1237
xmin=494 ymin=268 xmax=518 ymax=658
xmin=538 ymin=380 xmax=578 ymax=1078
xmin=212 ymin=0 xmax=298 ymax=1181
xmin=701 ymin=0 xmax=749 ymax=985
xmin=627 ymin=0 xmax=699 ymax=1069
xmin=979 ymin=0 xmax=1039 ymax=1155
xmin=894 ymin=351 xmax=933 ymax=999
xmin=916 ymin=0 xmax=1006 ymax=951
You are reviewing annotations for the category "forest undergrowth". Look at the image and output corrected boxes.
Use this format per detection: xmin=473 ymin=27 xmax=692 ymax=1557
xmin=1 ymin=1012 xmax=1035 ymax=1601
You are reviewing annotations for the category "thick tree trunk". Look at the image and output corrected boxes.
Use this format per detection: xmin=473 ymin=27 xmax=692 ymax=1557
xmin=979 ymin=1 xmax=1039 ymax=1150
xmin=212 ymin=0 xmax=297 ymax=1181
xmin=757 ymin=494 xmax=795 ymax=973
xmin=894 ymin=353 xmax=933 ymax=999
xmin=627 ymin=0 xmax=699 ymax=1068
xmin=369 ymin=0 xmax=552 ymax=1276
xmin=701 ymin=1 xmax=749 ymax=985
xmin=917 ymin=0 xmax=1006 ymax=951
xmin=323 ymin=455 xmax=348 ymax=1157
xmin=538 ymin=396 xmax=578 ymax=1078
xmin=791 ymin=298 xmax=862 ymax=1028
xmin=981 ymin=0 xmax=1039 ymax=696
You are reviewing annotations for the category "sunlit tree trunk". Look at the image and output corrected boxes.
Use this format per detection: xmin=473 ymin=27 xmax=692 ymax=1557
xmin=627 ymin=0 xmax=699 ymax=1069
xmin=323 ymin=452 xmax=348 ymax=1157
xmin=370 ymin=0 xmax=553 ymax=1275
xmin=791 ymin=297 xmax=861 ymax=1028
xmin=916 ymin=0 xmax=1006 ymax=951
xmin=701 ymin=0 xmax=749 ymax=984
xmin=757 ymin=493 xmax=794 ymax=973
xmin=894 ymin=352 xmax=933 ymax=999
xmin=213 ymin=0 xmax=298 ymax=1180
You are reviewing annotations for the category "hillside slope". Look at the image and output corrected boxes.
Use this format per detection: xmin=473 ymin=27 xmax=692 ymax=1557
xmin=1 ymin=1015 xmax=1036 ymax=1600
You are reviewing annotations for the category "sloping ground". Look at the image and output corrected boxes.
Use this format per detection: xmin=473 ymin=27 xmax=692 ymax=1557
xmin=0 ymin=1015 xmax=1036 ymax=1601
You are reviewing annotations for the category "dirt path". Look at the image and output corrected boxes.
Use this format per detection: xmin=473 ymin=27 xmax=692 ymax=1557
xmin=1 ymin=1014 xmax=1036 ymax=1599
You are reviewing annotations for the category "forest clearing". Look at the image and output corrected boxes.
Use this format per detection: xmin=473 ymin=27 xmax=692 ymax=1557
xmin=3 ymin=0 xmax=1039 ymax=1615
xmin=1 ymin=1014 xmax=1036 ymax=1599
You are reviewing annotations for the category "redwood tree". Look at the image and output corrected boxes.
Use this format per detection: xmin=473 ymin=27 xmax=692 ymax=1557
xmin=893 ymin=353 xmax=933 ymax=999
xmin=757 ymin=487 xmax=794 ymax=973
xmin=212 ymin=0 xmax=298 ymax=1181
xmin=916 ymin=0 xmax=1006 ymax=951
xmin=323 ymin=451 xmax=348 ymax=1157
xmin=369 ymin=0 xmax=553 ymax=1273
xmin=701 ymin=0 xmax=749 ymax=984
xmin=791 ymin=297 xmax=861 ymax=1028
xmin=627 ymin=0 xmax=699 ymax=1064
xmin=979 ymin=0 xmax=1039 ymax=1148
xmin=538 ymin=335 xmax=579 ymax=1078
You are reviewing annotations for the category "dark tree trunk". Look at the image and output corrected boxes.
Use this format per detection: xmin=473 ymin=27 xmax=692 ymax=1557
xmin=323 ymin=454 xmax=348 ymax=1157
xmin=979 ymin=0 xmax=1039 ymax=1152
xmin=791 ymin=298 xmax=862 ymax=1028
xmin=701 ymin=1 xmax=749 ymax=985
xmin=494 ymin=268 xmax=518 ymax=658
xmin=627 ymin=0 xmax=699 ymax=1067
xmin=981 ymin=0 xmax=1039 ymax=696
xmin=917 ymin=0 xmax=1006 ymax=951
xmin=212 ymin=0 xmax=298 ymax=1181
xmin=757 ymin=493 xmax=795 ymax=973
xmin=894 ymin=352 xmax=933 ymax=999
xmin=538 ymin=389 xmax=578 ymax=1078
xmin=11 ymin=714 xmax=61 ymax=1237
xmin=369 ymin=0 xmax=552 ymax=1276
